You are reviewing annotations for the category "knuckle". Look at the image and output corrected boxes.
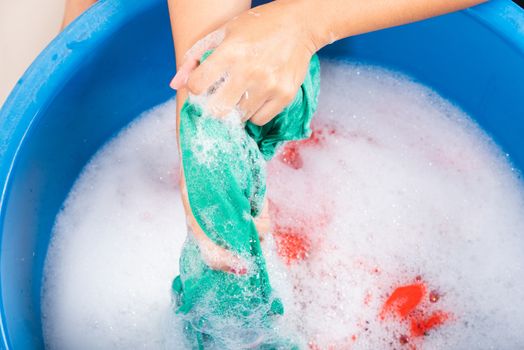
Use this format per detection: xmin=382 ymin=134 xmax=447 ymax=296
xmin=250 ymin=114 xmax=270 ymax=126
xmin=251 ymin=66 xmax=266 ymax=79
xmin=279 ymin=84 xmax=297 ymax=104
xmin=264 ymin=74 xmax=279 ymax=90
xmin=282 ymin=92 xmax=295 ymax=104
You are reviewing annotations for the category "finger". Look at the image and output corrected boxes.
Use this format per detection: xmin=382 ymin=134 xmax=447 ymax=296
xmin=207 ymin=75 xmax=247 ymax=117
xmin=238 ymin=87 xmax=267 ymax=122
xmin=170 ymin=28 xmax=225 ymax=90
xmin=170 ymin=58 xmax=199 ymax=90
xmin=226 ymin=256 xmax=248 ymax=275
xmin=250 ymin=99 xmax=288 ymax=126
xmin=186 ymin=46 xmax=230 ymax=96
xmin=201 ymin=241 xmax=249 ymax=275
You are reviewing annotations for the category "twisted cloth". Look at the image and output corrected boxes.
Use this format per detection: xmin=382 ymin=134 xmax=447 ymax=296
xmin=173 ymin=52 xmax=320 ymax=349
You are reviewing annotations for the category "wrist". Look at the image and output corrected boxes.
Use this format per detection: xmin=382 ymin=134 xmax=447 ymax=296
xmin=290 ymin=0 xmax=339 ymax=52
xmin=267 ymin=0 xmax=322 ymax=55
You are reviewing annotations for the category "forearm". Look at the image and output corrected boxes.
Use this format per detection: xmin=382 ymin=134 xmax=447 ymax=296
xmin=61 ymin=0 xmax=97 ymax=29
xmin=293 ymin=0 xmax=487 ymax=50
xmin=167 ymin=0 xmax=251 ymax=107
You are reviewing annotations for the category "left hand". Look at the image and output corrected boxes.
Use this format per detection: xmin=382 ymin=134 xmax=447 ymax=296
xmin=170 ymin=0 xmax=318 ymax=125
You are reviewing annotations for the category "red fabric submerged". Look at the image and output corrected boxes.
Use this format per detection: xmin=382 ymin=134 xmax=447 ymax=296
xmin=278 ymin=125 xmax=335 ymax=170
xmin=380 ymin=279 xmax=451 ymax=349
xmin=271 ymin=124 xmax=452 ymax=349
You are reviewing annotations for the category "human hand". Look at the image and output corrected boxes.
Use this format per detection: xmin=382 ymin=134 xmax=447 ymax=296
xmin=186 ymin=203 xmax=249 ymax=275
xmin=180 ymin=173 xmax=249 ymax=275
xmin=197 ymin=235 xmax=249 ymax=275
xmin=61 ymin=0 xmax=97 ymax=30
xmin=170 ymin=0 xmax=319 ymax=125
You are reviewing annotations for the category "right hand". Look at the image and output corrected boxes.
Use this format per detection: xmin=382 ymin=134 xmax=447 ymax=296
xmin=170 ymin=0 xmax=319 ymax=125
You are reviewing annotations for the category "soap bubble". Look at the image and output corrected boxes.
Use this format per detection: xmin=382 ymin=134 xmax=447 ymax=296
xmin=42 ymin=60 xmax=524 ymax=349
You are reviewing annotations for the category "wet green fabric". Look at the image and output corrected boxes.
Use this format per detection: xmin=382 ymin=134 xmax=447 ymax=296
xmin=172 ymin=52 xmax=320 ymax=348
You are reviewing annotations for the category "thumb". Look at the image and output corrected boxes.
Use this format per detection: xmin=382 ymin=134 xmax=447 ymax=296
xmin=170 ymin=28 xmax=225 ymax=90
xmin=170 ymin=58 xmax=199 ymax=90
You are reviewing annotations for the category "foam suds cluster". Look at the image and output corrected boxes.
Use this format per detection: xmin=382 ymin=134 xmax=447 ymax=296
xmin=42 ymin=60 xmax=524 ymax=349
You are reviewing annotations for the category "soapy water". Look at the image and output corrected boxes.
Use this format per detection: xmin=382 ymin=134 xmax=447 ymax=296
xmin=42 ymin=60 xmax=524 ymax=349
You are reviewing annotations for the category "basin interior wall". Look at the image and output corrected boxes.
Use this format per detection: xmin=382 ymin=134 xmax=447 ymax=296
xmin=0 ymin=0 xmax=522 ymax=349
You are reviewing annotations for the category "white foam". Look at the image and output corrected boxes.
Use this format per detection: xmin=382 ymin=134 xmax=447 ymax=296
xmin=42 ymin=60 xmax=524 ymax=349
xmin=41 ymin=102 xmax=185 ymax=349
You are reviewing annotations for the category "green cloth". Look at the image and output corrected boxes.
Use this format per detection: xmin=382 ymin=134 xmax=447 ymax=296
xmin=172 ymin=52 xmax=320 ymax=349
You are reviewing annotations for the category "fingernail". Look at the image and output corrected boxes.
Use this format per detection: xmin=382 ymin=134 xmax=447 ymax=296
xmin=170 ymin=72 xmax=186 ymax=90
xmin=169 ymin=76 xmax=179 ymax=90
xmin=228 ymin=267 xmax=248 ymax=275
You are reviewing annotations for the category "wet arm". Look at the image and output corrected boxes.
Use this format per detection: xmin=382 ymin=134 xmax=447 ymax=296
xmin=300 ymin=0 xmax=487 ymax=51
xmin=61 ymin=0 xmax=97 ymax=29
xmin=167 ymin=0 xmax=251 ymax=115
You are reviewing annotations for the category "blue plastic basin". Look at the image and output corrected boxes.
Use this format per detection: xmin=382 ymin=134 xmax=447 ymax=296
xmin=0 ymin=0 xmax=523 ymax=348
